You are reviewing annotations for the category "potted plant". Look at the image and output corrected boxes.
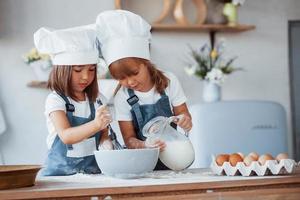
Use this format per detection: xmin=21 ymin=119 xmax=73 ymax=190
xmin=23 ymin=48 xmax=52 ymax=82
xmin=185 ymin=40 xmax=242 ymax=102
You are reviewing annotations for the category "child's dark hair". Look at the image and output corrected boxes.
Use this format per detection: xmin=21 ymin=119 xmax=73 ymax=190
xmin=47 ymin=65 xmax=99 ymax=102
xmin=109 ymin=57 xmax=169 ymax=94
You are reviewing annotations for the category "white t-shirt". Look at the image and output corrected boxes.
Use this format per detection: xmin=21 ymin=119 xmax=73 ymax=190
xmin=114 ymin=71 xmax=187 ymax=121
xmin=44 ymin=91 xmax=107 ymax=149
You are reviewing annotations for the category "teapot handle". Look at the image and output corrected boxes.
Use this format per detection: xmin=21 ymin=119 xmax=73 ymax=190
xmin=167 ymin=115 xmax=189 ymax=138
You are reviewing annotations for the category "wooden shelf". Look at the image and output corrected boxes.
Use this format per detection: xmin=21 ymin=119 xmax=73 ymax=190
xmin=151 ymin=23 xmax=255 ymax=48
xmin=151 ymin=24 xmax=255 ymax=32
xmin=27 ymin=81 xmax=47 ymax=89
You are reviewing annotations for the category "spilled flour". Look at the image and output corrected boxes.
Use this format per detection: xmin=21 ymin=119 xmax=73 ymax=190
xmin=36 ymin=168 xmax=274 ymax=191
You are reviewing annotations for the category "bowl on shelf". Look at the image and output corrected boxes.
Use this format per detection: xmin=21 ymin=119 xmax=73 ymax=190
xmin=94 ymin=148 xmax=159 ymax=178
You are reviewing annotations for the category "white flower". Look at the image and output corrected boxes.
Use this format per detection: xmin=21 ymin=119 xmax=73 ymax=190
xmin=205 ymin=68 xmax=226 ymax=85
xmin=22 ymin=55 xmax=29 ymax=63
xmin=22 ymin=47 xmax=51 ymax=65
xmin=184 ymin=65 xmax=197 ymax=76
xmin=232 ymin=0 xmax=245 ymax=6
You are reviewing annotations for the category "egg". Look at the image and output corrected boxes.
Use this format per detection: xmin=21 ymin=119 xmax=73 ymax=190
xmin=258 ymin=154 xmax=274 ymax=165
xmin=276 ymin=153 xmax=289 ymax=161
xmin=237 ymin=152 xmax=245 ymax=159
xmin=215 ymin=154 xmax=230 ymax=166
xmin=243 ymin=155 xmax=256 ymax=166
xmin=248 ymin=152 xmax=259 ymax=161
xmin=229 ymin=153 xmax=243 ymax=166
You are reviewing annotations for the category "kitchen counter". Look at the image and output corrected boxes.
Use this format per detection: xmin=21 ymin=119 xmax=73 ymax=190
xmin=0 ymin=168 xmax=300 ymax=199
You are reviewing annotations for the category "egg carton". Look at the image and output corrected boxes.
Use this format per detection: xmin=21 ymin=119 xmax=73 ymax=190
xmin=210 ymin=156 xmax=298 ymax=176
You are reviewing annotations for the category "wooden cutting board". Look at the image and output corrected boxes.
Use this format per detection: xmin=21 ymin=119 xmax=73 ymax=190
xmin=0 ymin=165 xmax=41 ymax=190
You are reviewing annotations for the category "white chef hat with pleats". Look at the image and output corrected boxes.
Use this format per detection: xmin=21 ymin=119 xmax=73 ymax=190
xmin=95 ymin=10 xmax=151 ymax=67
xmin=33 ymin=24 xmax=99 ymax=65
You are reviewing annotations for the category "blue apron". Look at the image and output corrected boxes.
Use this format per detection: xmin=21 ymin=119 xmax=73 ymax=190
xmin=127 ymin=88 xmax=175 ymax=170
xmin=42 ymin=94 xmax=101 ymax=176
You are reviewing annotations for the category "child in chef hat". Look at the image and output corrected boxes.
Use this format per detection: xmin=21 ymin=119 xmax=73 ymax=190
xmin=34 ymin=25 xmax=113 ymax=176
xmin=96 ymin=10 xmax=192 ymax=170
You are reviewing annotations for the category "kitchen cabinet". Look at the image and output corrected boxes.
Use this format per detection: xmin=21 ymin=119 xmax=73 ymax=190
xmin=0 ymin=168 xmax=299 ymax=199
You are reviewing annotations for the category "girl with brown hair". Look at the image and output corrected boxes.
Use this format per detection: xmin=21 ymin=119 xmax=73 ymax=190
xmin=34 ymin=25 xmax=112 ymax=176
xmin=96 ymin=10 xmax=192 ymax=170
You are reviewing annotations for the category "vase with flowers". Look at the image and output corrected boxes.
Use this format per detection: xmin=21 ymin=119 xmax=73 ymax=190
xmin=222 ymin=0 xmax=246 ymax=26
xmin=185 ymin=40 xmax=242 ymax=102
xmin=23 ymin=48 xmax=52 ymax=82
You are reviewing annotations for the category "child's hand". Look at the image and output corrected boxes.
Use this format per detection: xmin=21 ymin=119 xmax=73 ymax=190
xmin=94 ymin=105 xmax=112 ymax=130
xmin=173 ymin=114 xmax=192 ymax=132
xmin=144 ymin=138 xmax=166 ymax=151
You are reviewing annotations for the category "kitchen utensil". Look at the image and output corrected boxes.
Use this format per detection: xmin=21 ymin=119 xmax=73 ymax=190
xmin=0 ymin=165 xmax=41 ymax=190
xmin=142 ymin=116 xmax=195 ymax=171
xmin=166 ymin=115 xmax=189 ymax=137
xmin=94 ymin=148 xmax=159 ymax=178
xmin=107 ymin=124 xmax=123 ymax=150
xmin=96 ymin=99 xmax=123 ymax=150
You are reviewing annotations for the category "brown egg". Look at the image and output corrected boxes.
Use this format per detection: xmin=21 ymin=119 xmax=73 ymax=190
xmin=243 ymin=155 xmax=256 ymax=166
xmin=237 ymin=152 xmax=245 ymax=159
xmin=276 ymin=153 xmax=289 ymax=161
xmin=248 ymin=152 xmax=259 ymax=161
xmin=258 ymin=154 xmax=274 ymax=165
xmin=229 ymin=153 xmax=243 ymax=166
xmin=215 ymin=154 xmax=230 ymax=166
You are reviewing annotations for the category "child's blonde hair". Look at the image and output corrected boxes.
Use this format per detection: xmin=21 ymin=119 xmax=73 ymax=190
xmin=47 ymin=65 xmax=99 ymax=102
xmin=109 ymin=58 xmax=169 ymax=95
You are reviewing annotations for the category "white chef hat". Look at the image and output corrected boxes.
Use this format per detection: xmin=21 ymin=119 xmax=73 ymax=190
xmin=34 ymin=24 xmax=99 ymax=65
xmin=96 ymin=10 xmax=151 ymax=67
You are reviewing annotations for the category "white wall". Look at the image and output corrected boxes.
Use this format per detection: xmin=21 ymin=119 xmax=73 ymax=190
xmin=0 ymin=0 xmax=299 ymax=164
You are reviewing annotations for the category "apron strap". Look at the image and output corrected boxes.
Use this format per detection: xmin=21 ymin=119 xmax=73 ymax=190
xmin=89 ymin=101 xmax=95 ymax=119
xmin=56 ymin=93 xmax=75 ymax=150
xmin=57 ymin=93 xmax=74 ymax=118
xmin=126 ymin=89 xmax=145 ymax=133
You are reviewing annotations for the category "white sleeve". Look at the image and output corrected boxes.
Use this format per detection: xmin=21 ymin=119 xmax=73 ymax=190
xmin=113 ymin=88 xmax=133 ymax=121
xmin=167 ymin=72 xmax=187 ymax=107
xmin=44 ymin=92 xmax=66 ymax=117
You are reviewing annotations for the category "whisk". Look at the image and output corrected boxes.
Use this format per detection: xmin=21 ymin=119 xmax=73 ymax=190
xmin=107 ymin=124 xmax=123 ymax=150
xmin=96 ymin=99 xmax=123 ymax=150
